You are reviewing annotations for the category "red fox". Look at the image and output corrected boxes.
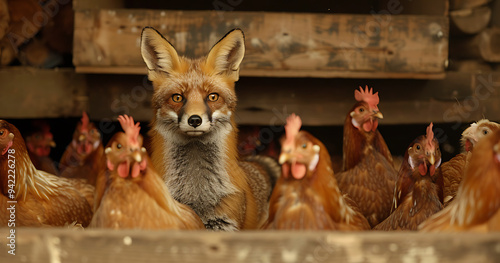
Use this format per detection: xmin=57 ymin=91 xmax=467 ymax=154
xmin=140 ymin=27 xmax=280 ymax=231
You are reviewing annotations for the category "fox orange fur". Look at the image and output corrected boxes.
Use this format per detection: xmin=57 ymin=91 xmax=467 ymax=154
xmin=140 ymin=27 xmax=280 ymax=231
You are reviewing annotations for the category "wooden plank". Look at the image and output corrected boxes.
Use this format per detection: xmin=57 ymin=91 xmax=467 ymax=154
xmin=1 ymin=228 xmax=500 ymax=263
xmin=377 ymin=0 xmax=448 ymax=16
xmin=86 ymin=72 xmax=500 ymax=126
xmin=74 ymin=0 xmax=444 ymax=15
xmin=450 ymin=6 xmax=492 ymax=35
xmin=448 ymin=59 xmax=493 ymax=72
xmin=73 ymin=0 xmax=124 ymax=10
xmin=73 ymin=10 xmax=449 ymax=79
xmin=450 ymin=28 xmax=500 ymax=62
xmin=450 ymin=0 xmax=491 ymax=10
xmin=491 ymin=0 xmax=500 ymax=27
xmin=474 ymin=72 xmax=500 ymax=117
xmin=0 ymin=0 xmax=8 ymax=40
xmin=0 ymin=67 xmax=88 ymax=119
xmin=76 ymin=66 xmax=446 ymax=79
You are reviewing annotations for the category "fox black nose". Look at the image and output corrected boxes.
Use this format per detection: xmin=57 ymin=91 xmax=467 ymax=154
xmin=188 ymin=115 xmax=202 ymax=128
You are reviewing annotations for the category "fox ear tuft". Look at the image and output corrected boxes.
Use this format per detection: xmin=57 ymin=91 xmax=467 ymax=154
xmin=206 ymin=28 xmax=245 ymax=82
xmin=140 ymin=27 xmax=181 ymax=76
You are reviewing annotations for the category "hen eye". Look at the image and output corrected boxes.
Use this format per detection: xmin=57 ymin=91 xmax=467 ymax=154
xmin=0 ymin=130 xmax=3 ymax=136
xmin=117 ymin=143 xmax=122 ymax=149
xmin=172 ymin=94 xmax=183 ymax=103
xmin=416 ymin=144 xmax=421 ymax=150
xmin=208 ymin=93 xmax=219 ymax=102
xmin=359 ymin=108 xmax=365 ymax=113
xmin=90 ymin=129 xmax=95 ymax=134
xmin=483 ymin=130 xmax=488 ymax=135
xmin=302 ymin=143 xmax=307 ymax=148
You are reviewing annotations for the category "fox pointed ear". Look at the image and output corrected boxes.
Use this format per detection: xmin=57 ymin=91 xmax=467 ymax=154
xmin=206 ymin=28 xmax=245 ymax=82
xmin=140 ymin=27 xmax=181 ymax=75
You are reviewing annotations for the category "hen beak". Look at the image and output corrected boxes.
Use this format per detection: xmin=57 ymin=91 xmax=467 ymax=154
xmin=428 ymin=153 xmax=435 ymax=166
xmin=8 ymin=133 xmax=14 ymax=140
xmin=49 ymin=141 xmax=56 ymax=148
xmin=131 ymin=150 xmax=142 ymax=163
xmin=372 ymin=111 xmax=384 ymax=119
xmin=78 ymin=134 xmax=85 ymax=142
xmin=279 ymin=153 xmax=289 ymax=165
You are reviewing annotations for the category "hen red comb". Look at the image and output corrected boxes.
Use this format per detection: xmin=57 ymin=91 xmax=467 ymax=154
xmin=284 ymin=113 xmax=302 ymax=148
xmin=354 ymin=86 xmax=379 ymax=111
xmin=118 ymin=115 xmax=141 ymax=146
xmin=81 ymin=112 xmax=89 ymax=132
xmin=426 ymin=123 xmax=435 ymax=152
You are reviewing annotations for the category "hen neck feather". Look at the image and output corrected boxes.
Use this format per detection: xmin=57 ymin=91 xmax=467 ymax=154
xmin=342 ymin=114 xmax=379 ymax=171
xmin=451 ymin=151 xmax=500 ymax=226
xmin=4 ymin=133 xmax=62 ymax=201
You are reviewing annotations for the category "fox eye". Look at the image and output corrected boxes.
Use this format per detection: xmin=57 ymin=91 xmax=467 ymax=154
xmin=172 ymin=94 xmax=184 ymax=103
xmin=208 ymin=93 xmax=219 ymax=102
xmin=116 ymin=143 xmax=122 ymax=149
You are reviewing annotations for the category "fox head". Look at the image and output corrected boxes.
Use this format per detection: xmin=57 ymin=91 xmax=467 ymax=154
xmin=141 ymin=27 xmax=245 ymax=139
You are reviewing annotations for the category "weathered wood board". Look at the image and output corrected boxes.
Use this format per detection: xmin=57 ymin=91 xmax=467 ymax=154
xmin=86 ymin=72 xmax=500 ymax=126
xmin=491 ymin=0 xmax=500 ymax=27
xmin=1 ymin=228 xmax=500 ymax=262
xmin=73 ymin=0 xmax=124 ymax=10
xmin=74 ymin=10 xmax=449 ymax=79
xmin=450 ymin=28 xmax=500 ymax=62
xmin=450 ymin=0 xmax=491 ymax=10
xmin=448 ymin=59 xmax=493 ymax=72
xmin=450 ymin=6 xmax=492 ymax=35
xmin=75 ymin=0 xmax=448 ymax=16
xmin=377 ymin=0 xmax=449 ymax=16
xmin=0 ymin=68 xmax=88 ymax=119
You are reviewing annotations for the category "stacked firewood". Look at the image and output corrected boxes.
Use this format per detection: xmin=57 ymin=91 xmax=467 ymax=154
xmin=449 ymin=0 xmax=500 ymax=72
xmin=0 ymin=0 xmax=73 ymax=68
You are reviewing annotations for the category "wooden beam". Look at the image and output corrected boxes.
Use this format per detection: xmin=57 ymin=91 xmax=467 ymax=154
xmin=0 ymin=0 xmax=8 ymax=40
xmin=450 ymin=6 xmax=492 ymax=35
xmin=448 ymin=59 xmax=493 ymax=72
xmin=0 ymin=67 xmax=88 ymax=119
xmin=377 ymin=0 xmax=449 ymax=16
xmin=450 ymin=0 xmax=491 ymax=10
xmin=76 ymin=66 xmax=446 ymax=79
xmin=73 ymin=0 xmax=124 ymax=10
xmin=450 ymin=28 xmax=500 ymax=62
xmin=2 ymin=228 xmax=500 ymax=263
xmin=73 ymin=10 xmax=449 ymax=79
xmin=491 ymin=0 xmax=500 ymax=27
xmin=86 ymin=72 xmax=500 ymax=126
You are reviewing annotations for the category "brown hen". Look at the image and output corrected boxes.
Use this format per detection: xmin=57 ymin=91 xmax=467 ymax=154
xmin=419 ymin=129 xmax=500 ymax=232
xmin=374 ymin=123 xmax=443 ymax=230
xmin=59 ymin=112 xmax=104 ymax=187
xmin=441 ymin=119 xmax=500 ymax=206
xmin=0 ymin=120 xmax=93 ymax=227
xmin=91 ymin=115 xmax=204 ymax=230
xmin=25 ymin=120 xmax=58 ymax=175
xmin=264 ymin=114 xmax=370 ymax=230
xmin=335 ymin=86 xmax=397 ymax=227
